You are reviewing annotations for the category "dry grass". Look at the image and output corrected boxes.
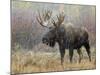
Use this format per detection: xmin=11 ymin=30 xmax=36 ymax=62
xmin=11 ymin=47 xmax=96 ymax=74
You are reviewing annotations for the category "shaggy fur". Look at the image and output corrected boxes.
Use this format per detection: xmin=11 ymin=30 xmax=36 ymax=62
xmin=42 ymin=24 xmax=91 ymax=64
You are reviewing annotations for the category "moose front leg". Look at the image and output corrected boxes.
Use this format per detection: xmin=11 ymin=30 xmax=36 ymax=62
xmin=69 ymin=49 xmax=74 ymax=63
xmin=59 ymin=47 xmax=65 ymax=65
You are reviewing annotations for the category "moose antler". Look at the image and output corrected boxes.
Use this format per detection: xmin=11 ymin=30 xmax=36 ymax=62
xmin=52 ymin=12 xmax=65 ymax=28
xmin=51 ymin=19 xmax=57 ymax=27
xmin=36 ymin=10 xmax=52 ymax=28
xmin=57 ymin=12 xmax=65 ymax=26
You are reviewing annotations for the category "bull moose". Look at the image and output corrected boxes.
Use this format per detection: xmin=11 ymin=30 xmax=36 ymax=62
xmin=36 ymin=10 xmax=91 ymax=65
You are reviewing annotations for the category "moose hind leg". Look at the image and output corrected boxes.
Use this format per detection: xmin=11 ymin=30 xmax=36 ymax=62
xmin=77 ymin=49 xmax=83 ymax=63
xmin=69 ymin=49 xmax=73 ymax=63
xmin=84 ymin=41 xmax=91 ymax=62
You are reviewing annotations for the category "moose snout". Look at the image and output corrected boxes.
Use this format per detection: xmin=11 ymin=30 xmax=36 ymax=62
xmin=42 ymin=38 xmax=49 ymax=45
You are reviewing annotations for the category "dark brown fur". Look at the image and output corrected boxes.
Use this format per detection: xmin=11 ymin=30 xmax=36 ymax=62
xmin=37 ymin=10 xmax=91 ymax=64
xmin=42 ymin=25 xmax=91 ymax=64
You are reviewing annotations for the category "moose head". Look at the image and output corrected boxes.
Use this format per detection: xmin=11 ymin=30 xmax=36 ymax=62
xmin=36 ymin=10 xmax=65 ymax=47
